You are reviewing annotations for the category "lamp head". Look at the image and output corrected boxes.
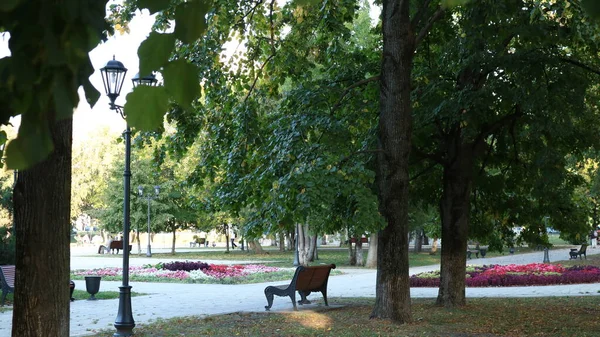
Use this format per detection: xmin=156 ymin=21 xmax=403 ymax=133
xmin=100 ymin=56 xmax=128 ymax=109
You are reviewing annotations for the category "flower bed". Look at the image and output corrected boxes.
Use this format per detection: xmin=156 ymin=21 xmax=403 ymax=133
xmin=72 ymin=261 xmax=293 ymax=284
xmin=410 ymin=263 xmax=600 ymax=287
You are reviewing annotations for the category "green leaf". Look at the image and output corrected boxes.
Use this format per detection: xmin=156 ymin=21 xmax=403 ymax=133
xmin=138 ymin=32 xmax=175 ymax=76
xmin=163 ymin=59 xmax=200 ymax=109
xmin=0 ymin=0 xmax=21 ymax=11
xmin=441 ymin=0 xmax=471 ymax=7
xmin=5 ymin=120 xmax=53 ymax=170
xmin=582 ymin=0 xmax=600 ymax=20
xmin=295 ymin=0 xmax=320 ymax=6
xmin=138 ymin=0 xmax=171 ymax=14
xmin=123 ymin=86 xmax=169 ymax=131
xmin=53 ymin=73 xmax=78 ymax=120
xmin=174 ymin=0 xmax=210 ymax=44
xmin=82 ymin=79 xmax=101 ymax=109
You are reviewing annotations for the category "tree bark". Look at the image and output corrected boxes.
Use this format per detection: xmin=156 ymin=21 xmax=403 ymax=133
xmin=248 ymin=239 xmax=265 ymax=253
xmin=356 ymin=240 xmax=364 ymax=266
xmin=135 ymin=229 xmax=141 ymax=255
xmin=297 ymin=224 xmax=310 ymax=266
xmin=13 ymin=117 xmax=72 ymax=336
xmin=171 ymin=227 xmax=176 ymax=254
xmin=414 ymin=228 xmax=423 ymax=253
xmin=279 ymin=231 xmax=285 ymax=251
xmin=430 ymin=237 xmax=439 ymax=255
xmin=348 ymin=238 xmax=356 ymax=266
xmin=370 ymin=0 xmax=414 ymax=323
xmin=366 ymin=233 xmax=378 ymax=268
xmin=287 ymin=231 xmax=293 ymax=250
xmin=436 ymin=149 xmax=473 ymax=307
xmin=307 ymin=234 xmax=317 ymax=262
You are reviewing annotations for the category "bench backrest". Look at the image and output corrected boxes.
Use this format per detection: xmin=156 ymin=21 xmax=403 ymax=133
xmin=580 ymin=244 xmax=588 ymax=253
xmin=110 ymin=241 xmax=123 ymax=249
xmin=294 ymin=264 xmax=336 ymax=292
xmin=0 ymin=265 xmax=15 ymax=289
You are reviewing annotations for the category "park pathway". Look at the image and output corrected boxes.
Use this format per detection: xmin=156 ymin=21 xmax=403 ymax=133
xmin=0 ymin=245 xmax=598 ymax=336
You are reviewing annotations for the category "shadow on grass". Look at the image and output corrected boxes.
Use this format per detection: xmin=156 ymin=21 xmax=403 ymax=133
xmin=89 ymin=296 xmax=600 ymax=337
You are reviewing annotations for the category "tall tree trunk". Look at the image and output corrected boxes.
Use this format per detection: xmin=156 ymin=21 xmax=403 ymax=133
xmin=313 ymin=236 xmax=319 ymax=261
xmin=414 ymin=228 xmax=423 ymax=253
xmin=171 ymin=227 xmax=176 ymax=255
xmin=297 ymin=224 xmax=310 ymax=266
xmin=430 ymin=237 xmax=439 ymax=255
xmin=225 ymin=224 xmax=230 ymax=253
xmin=371 ymin=0 xmax=414 ymax=323
xmin=13 ymin=117 xmax=72 ymax=336
xmin=247 ymin=239 xmax=265 ymax=253
xmin=348 ymin=239 xmax=356 ymax=266
xmin=366 ymin=233 xmax=378 ymax=268
xmin=287 ymin=231 xmax=293 ymax=250
xmin=135 ymin=229 xmax=141 ymax=255
xmin=356 ymin=240 xmax=364 ymax=266
xmin=307 ymin=235 xmax=317 ymax=262
xmin=436 ymin=150 xmax=473 ymax=307
xmin=279 ymin=231 xmax=285 ymax=251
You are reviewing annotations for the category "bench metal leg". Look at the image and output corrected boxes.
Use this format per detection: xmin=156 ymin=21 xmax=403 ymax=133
xmin=321 ymin=289 xmax=329 ymax=306
xmin=264 ymin=289 xmax=274 ymax=311
xmin=264 ymin=286 xmax=298 ymax=311
xmin=298 ymin=291 xmax=311 ymax=305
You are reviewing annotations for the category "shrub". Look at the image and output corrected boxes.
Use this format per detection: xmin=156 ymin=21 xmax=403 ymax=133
xmin=162 ymin=261 xmax=209 ymax=272
xmin=410 ymin=264 xmax=600 ymax=288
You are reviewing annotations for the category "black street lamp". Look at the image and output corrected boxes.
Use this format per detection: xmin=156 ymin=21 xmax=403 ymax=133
xmin=100 ymin=57 xmax=157 ymax=337
xmin=138 ymin=185 xmax=160 ymax=257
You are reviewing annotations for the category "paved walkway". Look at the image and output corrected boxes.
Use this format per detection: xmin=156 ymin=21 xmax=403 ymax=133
xmin=0 ymin=246 xmax=599 ymax=336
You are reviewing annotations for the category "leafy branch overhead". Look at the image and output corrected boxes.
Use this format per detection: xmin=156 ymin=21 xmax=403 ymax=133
xmin=0 ymin=0 xmax=108 ymax=169
xmin=129 ymin=0 xmax=208 ymax=131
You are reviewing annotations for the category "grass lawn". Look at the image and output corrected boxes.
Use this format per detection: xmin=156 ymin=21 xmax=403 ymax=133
xmin=89 ymin=296 xmax=600 ymax=337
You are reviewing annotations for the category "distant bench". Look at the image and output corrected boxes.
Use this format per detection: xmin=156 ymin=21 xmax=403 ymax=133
xmin=97 ymin=241 xmax=132 ymax=254
xmin=190 ymin=238 xmax=207 ymax=247
xmin=109 ymin=241 xmax=132 ymax=254
xmin=264 ymin=264 xmax=336 ymax=311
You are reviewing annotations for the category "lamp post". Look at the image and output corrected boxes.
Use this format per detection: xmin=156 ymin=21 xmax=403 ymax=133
xmin=100 ymin=56 xmax=157 ymax=337
xmin=138 ymin=185 xmax=160 ymax=257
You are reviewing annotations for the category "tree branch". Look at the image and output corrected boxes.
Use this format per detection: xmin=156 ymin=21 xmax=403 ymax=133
xmin=269 ymin=0 xmax=276 ymax=54
xmin=411 ymin=0 xmax=432 ymax=28
xmin=415 ymin=6 xmax=444 ymax=47
xmin=330 ymin=75 xmax=380 ymax=115
xmin=337 ymin=149 xmax=384 ymax=167
xmin=559 ymin=57 xmax=600 ymax=76
xmin=236 ymin=1 xmax=265 ymax=31
xmin=409 ymin=161 xmax=439 ymax=182
xmin=472 ymin=104 xmax=523 ymax=156
xmin=243 ymin=53 xmax=276 ymax=103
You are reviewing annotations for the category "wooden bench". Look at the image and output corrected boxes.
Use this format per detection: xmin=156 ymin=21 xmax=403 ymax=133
xmin=264 ymin=264 xmax=336 ymax=311
xmin=0 ymin=266 xmax=76 ymax=305
xmin=190 ymin=238 xmax=206 ymax=248
xmin=569 ymin=244 xmax=588 ymax=260
xmin=0 ymin=265 xmax=14 ymax=306
xmin=109 ymin=241 xmax=132 ymax=254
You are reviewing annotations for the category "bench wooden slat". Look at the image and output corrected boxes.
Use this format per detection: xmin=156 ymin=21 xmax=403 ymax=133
xmin=264 ymin=264 xmax=335 ymax=311
xmin=0 ymin=265 xmax=15 ymax=306
xmin=0 ymin=266 xmax=14 ymax=288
